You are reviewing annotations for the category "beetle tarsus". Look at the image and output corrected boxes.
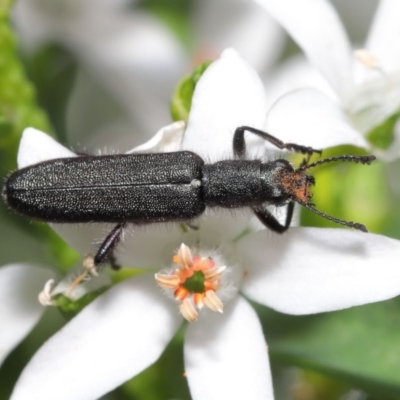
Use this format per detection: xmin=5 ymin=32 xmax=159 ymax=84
xmin=233 ymin=126 xmax=322 ymax=159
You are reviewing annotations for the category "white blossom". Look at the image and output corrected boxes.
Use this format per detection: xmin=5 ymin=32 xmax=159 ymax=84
xmin=255 ymin=0 xmax=400 ymax=159
xmin=0 ymin=264 xmax=54 ymax=367
xmin=10 ymin=49 xmax=400 ymax=400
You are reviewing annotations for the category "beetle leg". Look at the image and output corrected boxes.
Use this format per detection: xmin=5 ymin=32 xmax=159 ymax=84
xmin=233 ymin=126 xmax=322 ymax=159
xmin=252 ymin=201 xmax=294 ymax=233
xmin=300 ymin=154 xmax=312 ymax=168
xmin=93 ymin=223 xmax=126 ymax=269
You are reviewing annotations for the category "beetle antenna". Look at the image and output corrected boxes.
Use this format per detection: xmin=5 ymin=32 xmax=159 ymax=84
xmin=299 ymin=155 xmax=376 ymax=171
xmin=301 ymin=202 xmax=368 ymax=232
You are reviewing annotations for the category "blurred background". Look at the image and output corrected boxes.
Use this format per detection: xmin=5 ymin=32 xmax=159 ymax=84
xmin=2 ymin=0 xmax=400 ymax=399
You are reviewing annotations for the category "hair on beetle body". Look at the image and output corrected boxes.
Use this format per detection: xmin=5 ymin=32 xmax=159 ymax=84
xmin=3 ymin=126 xmax=375 ymax=272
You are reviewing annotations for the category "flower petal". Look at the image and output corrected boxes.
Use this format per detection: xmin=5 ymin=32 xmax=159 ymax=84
xmin=11 ymin=274 xmax=181 ymax=400
xmin=263 ymin=54 xmax=339 ymax=109
xmin=183 ymin=48 xmax=268 ymax=161
xmin=196 ymin=211 xmax=257 ymax=243
xmin=266 ymin=88 xmax=368 ymax=149
xmin=0 ymin=264 xmax=54 ymax=366
xmin=239 ymin=227 xmax=400 ymax=314
xmin=365 ymin=0 xmax=400 ymax=74
xmin=52 ymin=211 xmax=253 ymax=269
xmin=185 ymin=296 xmax=273 ymax=400
xmin=126 ymin=121 xmax=186 ymax=154
xmin=17 ymin=128 xmax=76 ymax=169
xmin=50 ymin=222 xmax=183 ymax=268
xmin=255 ymin=0 xmax=354 ymax=101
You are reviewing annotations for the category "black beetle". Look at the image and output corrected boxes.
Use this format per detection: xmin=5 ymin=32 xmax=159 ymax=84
xmin=3 ymin=126 xmax=375 ymax=270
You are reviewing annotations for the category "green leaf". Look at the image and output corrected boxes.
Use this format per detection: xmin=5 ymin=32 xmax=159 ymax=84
xmin=120 ymin=326 xmax=190 ymax=400
xmin=54 ymin=289 xmax=108 ymax=319
xmin=170 ymin=60 xmax=211 ymax=121
xmin=0 ymin=4 xmax=52 ymax=171
xmin=0 ymin=0 xmax=13 ymax=18
xmin=24 ymin=45 xmax=77 ymax=144
xmin=255 ymin=297 xmax=400 ymax=399
xmin=0 ymin=8 xmax=78 ymax=271
xmin=0 ymin=307 xmax=66 ymax=400
xmin=290 ymin=370 xmax=350 ymax=400
xmin=110 ymin=267 xmax=144 ymax=285
xmin=367 ymin=110 xmax=400 ymax=150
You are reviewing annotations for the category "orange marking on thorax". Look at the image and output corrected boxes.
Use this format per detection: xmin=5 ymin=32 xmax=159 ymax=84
xmin=280 ymin=171 xmax=312 ymax=204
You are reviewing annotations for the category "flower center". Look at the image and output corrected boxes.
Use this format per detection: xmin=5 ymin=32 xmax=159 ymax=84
xmin=182 ymin=270 xmax=205 ymax=293
xmin=155 ymin=243 xmax=229 ymax=322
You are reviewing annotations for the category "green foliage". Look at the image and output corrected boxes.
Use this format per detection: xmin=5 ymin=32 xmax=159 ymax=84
xmin=255 ymin=297 xmax=400 ymax=399
xmin=0 ymin=6 xmax=77 ymax=270
xmin=24 ymin=45 xmax=77 ymax=144
xmin=367 ymin=110 xmax=400 ymax=150
xmin=170 ymin=60 xmax=211 ymax=121
xmin=0 ymin=308 xmax=66 ymax=400
xmin=120 ymin=327 xmax=191 ymax=400
xmin=290 ymin=370 xmax=350 ymax=400
xmin=54 ymin=289 xmax=108 ymax=319
xmin=0 ymin=3 xmax=51 ymax=171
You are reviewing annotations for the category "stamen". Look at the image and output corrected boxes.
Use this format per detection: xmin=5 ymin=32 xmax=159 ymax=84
xmin=193 ymin=256 xmax=215 ymax=271
xmin=38 ymin=279 xmax=55 ymax=306
xmin=204 ymin=290 xmax=223 ymax=313
xmin=82 ymin=254 xmax=99 ymax=276
xmin=66 ymin=271 xmax=91 ymax=297
xmin=62 ymin=254 xmax=101 ymax=298
xmin=177 ymin=243 xmax=193 ymax=269
xmin=193 ymin=292 xmax=206 ymax=309
xmin=180 ymin=299 xmax=198 ymax=322
xmin=204 ymin=265 xmax=227 ymax=279
xmin=355 ymin=48 xmax=380 ymax=70
xmin=174 ymin=286 xmax=190 ymax=301
xmin=204 ymin=280 xmax=219 ymax=291
xmin=154 ymin=273 xmax=180 ymax=289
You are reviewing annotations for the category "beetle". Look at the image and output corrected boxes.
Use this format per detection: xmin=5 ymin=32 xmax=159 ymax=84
xmin=3 ymin=126 xmax=375 ymax=271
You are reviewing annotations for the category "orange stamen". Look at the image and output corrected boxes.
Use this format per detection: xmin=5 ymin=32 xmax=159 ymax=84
xmin=193 ymin=292 xmax=206 ymax=309
xmin=174 ymin=286 xmax=190 ymax=301
xmin=180 ymin=299 xmax=198 ymax=322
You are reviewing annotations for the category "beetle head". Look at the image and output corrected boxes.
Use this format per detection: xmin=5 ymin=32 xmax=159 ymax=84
xmin=268 ymin=154 xmax=376 ymax=232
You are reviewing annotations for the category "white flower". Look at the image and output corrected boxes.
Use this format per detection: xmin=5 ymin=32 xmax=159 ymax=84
xmin=9 ymin=49 xmax=400 ymax=400
xmin=255 ymin=0 xmax=400 ymax=159
xmin=0 ymin=264 xmax=54 ymax=367
xmin=13 ymin=0 xmax=284 ymax=150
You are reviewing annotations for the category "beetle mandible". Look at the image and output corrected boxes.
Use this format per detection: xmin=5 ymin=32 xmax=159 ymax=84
xmin=3 ymin=126 xmax=375 ymax=272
